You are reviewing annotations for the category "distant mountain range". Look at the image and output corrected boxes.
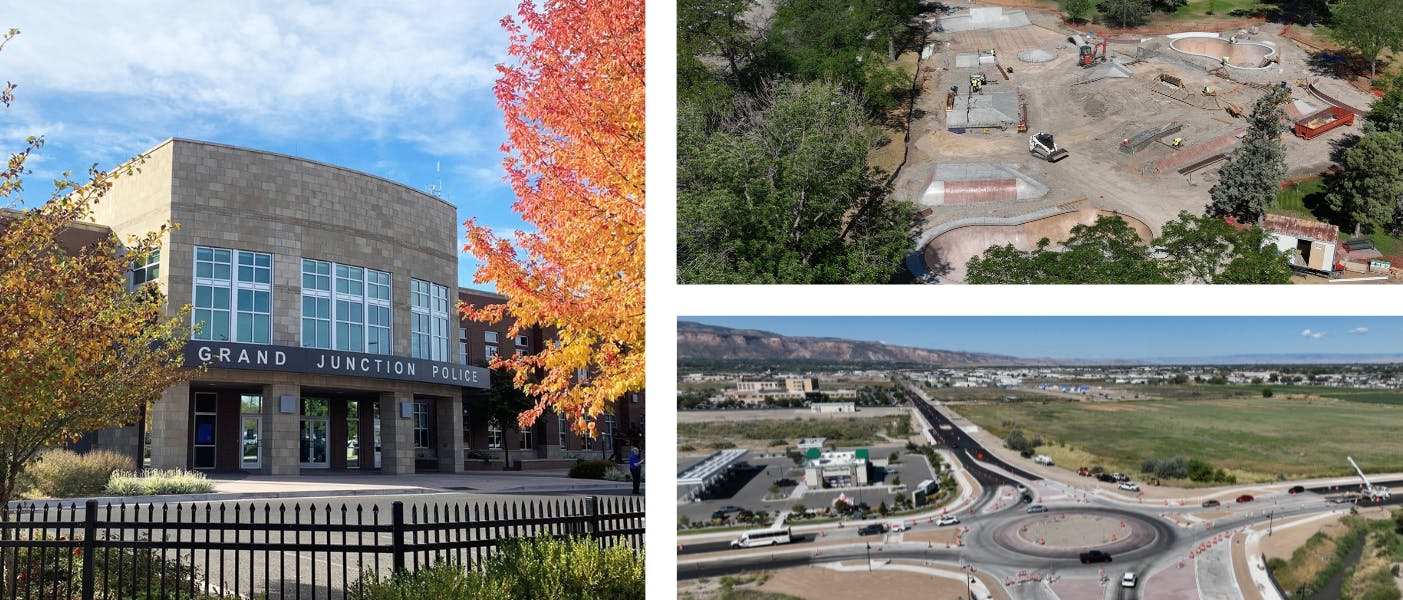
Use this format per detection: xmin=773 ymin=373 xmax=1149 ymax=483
xmin=676 ymin=322 xmax=1082 ymax=366
xmin=677 ymin=322 xmax=1403 ymax=366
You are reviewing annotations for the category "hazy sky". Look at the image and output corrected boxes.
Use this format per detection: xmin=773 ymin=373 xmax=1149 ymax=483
xmin=680 ymin=316 xmax=1403 ymax=360
xmin=0 ymin=1 xmax=525 ymax=289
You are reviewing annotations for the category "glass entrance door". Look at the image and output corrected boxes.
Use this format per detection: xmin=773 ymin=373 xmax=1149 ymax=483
xmin=346 ymin=400 xmax=360 ymax=470
xmin=300 ymin=398 xmax=330 ymax=468
xmin=240 ymin=395 xmax=261 ymax=470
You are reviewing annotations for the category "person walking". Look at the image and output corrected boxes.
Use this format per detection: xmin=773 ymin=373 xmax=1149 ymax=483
xmin=629 ymin=447 xmax=645 ymax=495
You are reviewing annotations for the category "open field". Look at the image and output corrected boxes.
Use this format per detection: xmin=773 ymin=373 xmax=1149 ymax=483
xmin=678 ymin=414 xmax=916 ymax=450
xmin=954 ymin=393 xmax=1403 ymax=482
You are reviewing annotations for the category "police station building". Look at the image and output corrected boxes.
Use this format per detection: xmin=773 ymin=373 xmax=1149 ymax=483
xmin=90 ymin=138 xmax=488 ymax=475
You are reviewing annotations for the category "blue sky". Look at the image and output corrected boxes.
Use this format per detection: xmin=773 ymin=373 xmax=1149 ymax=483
xmin=0 ymin=1 xmax=526 ymax=290
xmin=680 ymin=317 xmax=1403 ymax=360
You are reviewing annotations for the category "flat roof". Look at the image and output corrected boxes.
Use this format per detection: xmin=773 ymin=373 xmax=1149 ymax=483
xmin=677 ymin=448 xmax=749 ymax=487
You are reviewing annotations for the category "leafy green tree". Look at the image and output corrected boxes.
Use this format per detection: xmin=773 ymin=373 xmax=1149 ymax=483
xmin=1208 ymin=87 xmax=1290 ymax=223
xmin=678 ymin=81 xmax=917 ymax=283
xmin=1005 ymin=428 xmax=1038 ymax=453
xmin=474 ymin=363 xmax=537 ymax=469
xmin=1326 ymin=130 xmax=1403 ymax=234
xmin=679 ymin=0 xmax=757 ymax=81
xmin=966 ymin=216 xmax=1168 ymax=284
xmin=1059 ymin=0 xmax=1097 ymax=23
xmin=1099 ymin=0 xmax=1150 ymax=28
xmin=1327 ymin=0 xmax=1403 ymax=81
xmin=1364 ymin=73 xmax=1403 ymax=133
xmin=1262 ymin=387 xmax=1274 ymax=398
xmin=1156 ymin=211 xmax=1291 ymax=284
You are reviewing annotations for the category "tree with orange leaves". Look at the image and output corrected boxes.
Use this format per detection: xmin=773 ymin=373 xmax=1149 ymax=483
xmin=0 ymin=29 xmax=195 ymax=511
xmin=462 ymin=0 xmax=644 ymax=437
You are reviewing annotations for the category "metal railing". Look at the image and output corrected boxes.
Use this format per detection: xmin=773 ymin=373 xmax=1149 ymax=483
xmin=0 ymin=495 xmax=644 ymax=599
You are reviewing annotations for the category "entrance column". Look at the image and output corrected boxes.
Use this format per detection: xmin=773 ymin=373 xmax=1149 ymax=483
xmin=435 ymin=390 xmax=465 ymax=473
xmin=148 ymin=381 xmax=190 ymax=470
xmin=378 ymin=390 xmax=415 ymax=474
xmin=262 ymin=382 xmax=301 ymax=476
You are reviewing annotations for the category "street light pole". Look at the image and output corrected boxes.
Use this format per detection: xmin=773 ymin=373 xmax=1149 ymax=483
xmin=1269 ymin=510 xmax=1274 ymax=536
xmin=867 ymin=542 xmax=872 ymax=572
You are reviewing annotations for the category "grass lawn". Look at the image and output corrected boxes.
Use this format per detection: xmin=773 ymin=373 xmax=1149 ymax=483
xmin=954 ymin=391 xmax=1403 ymax=483
xmin=1271 ymin=177 xmax=1403 ymax=257
xmin=1165 ymin=0 xmax=1269 ymax=21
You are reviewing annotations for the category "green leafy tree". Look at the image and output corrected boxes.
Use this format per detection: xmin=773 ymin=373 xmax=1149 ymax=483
xmin=1208 ymin=87 xmax=1290 ymax=223
xmin=1262 ymin=387 xmax=1274 ymax=398
xmin=474 ymin=364 xmax=537 ymax=469
xmin=1364 ymin=73 xmax=1403 ymax=133
xmin=1326 ymin=130 xmax=1403 ymax=234
xmin=1099 ymin=0 xmax=1150 ymax=28
xmin=678 ymin=81 xmax=917 ymax=283
xmin=1059 ymin=0 xmax=1097 ymax=23
xmin=966 ymin=216 xmax=1168 ymax=284
xmin=1327 ymin=0 xmax=1403 ymax=81
xmin=1156 ymin=211 xmax=1291 ymax=284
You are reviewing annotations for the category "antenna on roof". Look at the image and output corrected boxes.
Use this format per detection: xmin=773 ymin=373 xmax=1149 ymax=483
xmin=427 ymin=161 xmax=443 ymax=198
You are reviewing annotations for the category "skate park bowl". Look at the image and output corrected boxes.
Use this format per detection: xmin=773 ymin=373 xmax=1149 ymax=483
xmin=918 ymin=207 xmax=1154 ymax=282
xmin=1169 ymin=35 xmax=1275 ymax=70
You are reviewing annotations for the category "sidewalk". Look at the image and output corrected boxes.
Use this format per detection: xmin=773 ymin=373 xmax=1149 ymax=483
xmin=11 ymin=470 xmax=638 ymax=508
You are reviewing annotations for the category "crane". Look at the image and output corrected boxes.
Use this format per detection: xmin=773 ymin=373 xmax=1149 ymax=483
xmin=1348 ymin=456 xmax=1390 ymax=501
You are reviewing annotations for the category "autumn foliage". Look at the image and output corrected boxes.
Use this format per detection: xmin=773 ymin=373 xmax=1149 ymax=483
xmin=462 ymin=0 xmax=645 ymax=434
xmin=0 ymin=29 xmax=194 ymax=507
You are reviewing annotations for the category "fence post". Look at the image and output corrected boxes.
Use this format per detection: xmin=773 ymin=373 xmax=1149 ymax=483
xmin=81 ymin=500 xmax=97 ymax=600
xmin=586 ymin=496 xmax=600 ymax=544
xmin=390 ymin=501 xmax=406 ymax=574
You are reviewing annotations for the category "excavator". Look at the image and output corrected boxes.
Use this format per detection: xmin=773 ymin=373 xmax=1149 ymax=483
xmin=1029 ymin=132 xmax=1069 ymax=162
xmin=1069 ymin=34 xmax=1107 ymax=68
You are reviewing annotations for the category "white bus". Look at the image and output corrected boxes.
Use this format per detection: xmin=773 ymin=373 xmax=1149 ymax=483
xmin=730 ymin=526 xmax=793 ymax=548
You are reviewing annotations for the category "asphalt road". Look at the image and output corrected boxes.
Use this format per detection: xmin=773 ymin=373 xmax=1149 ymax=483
xmin=680 ymin=386 xmax=1388 ymax=599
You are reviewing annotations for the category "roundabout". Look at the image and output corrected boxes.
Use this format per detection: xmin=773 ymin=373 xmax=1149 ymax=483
xmin=991 ymin=509 xmax=1160 ymax=560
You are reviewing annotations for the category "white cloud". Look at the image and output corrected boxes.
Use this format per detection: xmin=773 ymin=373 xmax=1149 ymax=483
xmin=1312 ymin=331 xmax=1325 ymax=339
xmin=1348 ymin=327 xmax=1369 ymax=335
xmin=1300 ymin=329 xmax=1313 ymax=337
xmin=2 ymin=1 xmax=517 ymax=137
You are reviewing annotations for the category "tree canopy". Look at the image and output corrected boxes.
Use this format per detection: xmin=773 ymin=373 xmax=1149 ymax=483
xmin=1327 ymin=0 xmax=1403 ymax=81
xmin=1208 ymin=86 xmax=1290 ymax=223
xmin=1326 ymin=130 xmax=1403 ymax=235
xmin=462 ymin=0 xmax=644 ymax=434
xmin=965 ymin=212 xmax=1292 ymax=284
xmin=678 ymin=80 xmax=917 ymax=283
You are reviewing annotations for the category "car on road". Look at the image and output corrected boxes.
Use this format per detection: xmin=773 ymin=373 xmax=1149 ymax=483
xmin=1122 ymin=571 xmax=1137 ymax=588
xmin=718 ymin=505 xmax=744 ymax=514
xmin=1118 ymin=482 xmax=1140 ymax=492
xmin=1026 ymin=504 xmax=1048 ymax=513
xmin=1236 ymin=494 xmax=1254 ymax=503
xmin=1021 ymin=493 xmax=1034 ymax=503
xmin=1019 ymin=450 xmax=1034 ymax=459
xmin=710 ymin=511 xmax=729 ymax=521
xmin=1202 ymin=499 xmax=1220 ymax=508
xmin=774 ymin=478 xmax=798 ymax=488
xmin=1079 ymin=550 xmax=1112 ymax=564
xmin=1288 ymin=485 xmax=1306 ymax=494
xmin=858 ymin=523 xmax=885 ymax=536
xmin=1033 ymin=455 xmax=1054 ymax=465
xmin=936 ymin=515 xmax=960 ymax=526
xmin=1110 ymin=473 xmax=1129 ymax=482
xmin=1097 ymin=473 xmax=1118 ymax=483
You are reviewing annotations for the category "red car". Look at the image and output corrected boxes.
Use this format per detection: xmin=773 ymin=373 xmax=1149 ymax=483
xmin=1236 ymin=494 xmax=1254 ymax=503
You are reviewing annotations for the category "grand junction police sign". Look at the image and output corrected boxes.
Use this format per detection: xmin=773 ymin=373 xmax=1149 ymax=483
xmin=185 ymin=341 xmax=489 ymax=388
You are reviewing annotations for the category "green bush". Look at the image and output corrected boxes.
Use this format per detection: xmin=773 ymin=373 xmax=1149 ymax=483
xmin=349 ymin=536 xmax=644 ymax=600
xmin=26 ymin=449 xmax=134 ymax=498
xmin=568 ymin=460 xmax=616 ymax=479
xmin=10 ymin=530 xmax=203 ymax=599
xmin=105 ymin=469 xmax=213 ymax=496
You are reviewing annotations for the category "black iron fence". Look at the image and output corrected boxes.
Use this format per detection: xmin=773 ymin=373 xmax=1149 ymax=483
xmin=0 ymin=495 xmax=644 ymax=599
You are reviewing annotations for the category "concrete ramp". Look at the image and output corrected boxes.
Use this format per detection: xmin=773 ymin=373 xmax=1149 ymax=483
xmin=919 ymin=163 xmax=1049 ymax=206
xmin=1076 ymin=61 xmax=1133 ymax=84
xmin=948 ymin=91 xmax=1021 ymax=130
xmin=939 ymin=7 xmax=1031 ymax=32
xmin=918 ymin=207 xmax=1155 ymax=282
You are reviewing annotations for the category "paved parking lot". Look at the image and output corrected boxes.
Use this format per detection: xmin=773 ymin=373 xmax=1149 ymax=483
xmin=678 ymin=445 xmax=940 ymax=526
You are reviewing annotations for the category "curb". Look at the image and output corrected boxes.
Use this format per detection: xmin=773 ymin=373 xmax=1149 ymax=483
xmin=8 ymin=483 xmax=641 ymax=509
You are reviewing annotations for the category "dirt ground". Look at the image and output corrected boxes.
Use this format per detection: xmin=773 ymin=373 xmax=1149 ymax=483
xmin=902 ymin=2 xmax=1377 ymax=282
xmin=755 ymin=562 xmax=1009 ymax=600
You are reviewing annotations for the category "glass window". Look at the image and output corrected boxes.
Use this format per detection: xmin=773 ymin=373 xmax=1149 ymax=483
xmin=459 ymin=342 xmax=469 ymax=365
xmin=519 ymin=425 xmax=533 ymax=450
xmin=194 ymin=247 xmax=271 ymax=343
xmin=459 ymin=328 xmax=467 ymax=340
xmin=487 ymin=420 xmax=503 ymax=449
xmin=411 ymin=279 xmax=449 ymax=361
xmin=132 ymin=249 xmax=160 ymax=287
xmin=558 ymin=414 xmax=568 ymax=449
xmin=515 ymin=334 xmax=529 ymax=348
xmin=412 ymin=402 xmax=430 ymax=449
xmin=485 ymin=331 xmax=498 ymax=343
xmin=304 ymin=259 xmax=389 ymax=353
xmin=485 ymin=345 xmax=498 ymax=360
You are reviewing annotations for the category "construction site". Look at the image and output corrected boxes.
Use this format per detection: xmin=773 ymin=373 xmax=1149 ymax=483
xmin=899 ymin=3 xmax=1379 ymax=283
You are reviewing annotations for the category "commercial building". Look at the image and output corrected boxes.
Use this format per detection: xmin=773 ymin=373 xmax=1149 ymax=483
xmin=802 ymin=449 xmax=871 ymax=488
xmin=73 ymin=138 xmax=639 ymax=475
xmin=811 ymin=402 xmax=856 ymax=413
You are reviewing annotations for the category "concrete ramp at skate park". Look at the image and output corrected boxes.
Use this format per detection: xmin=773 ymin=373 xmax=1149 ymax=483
xmin=1169 ymin=35 xmax=1275 ymax=69
xmin=1077 ymin=61 xmax=1133 ymax=84
xmin=940 ymin=7 xmax=1031 ymax=32
xmin=919 ymin=163 xmax=1049 ymax=206
xmin=918 ymin=207 xmax=1154 ymax=282
xmin=948 ymin=91 xmax=1021 ymax=129
xmin=955 ymin=53 xmax=998 ymax=68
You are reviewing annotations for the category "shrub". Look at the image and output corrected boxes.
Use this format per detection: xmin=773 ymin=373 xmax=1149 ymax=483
xmin=26 ymin=449 xmax=134 ymax=498
xmin=568 ymin=460 xmax=616 ymax=479
xmin=601 ymin=467 xmax=629 ymax=482
xmin=349 ymin=536 xmax=644 ymax=600
xmin=106 ymin=469 xmax=213 ymax=496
